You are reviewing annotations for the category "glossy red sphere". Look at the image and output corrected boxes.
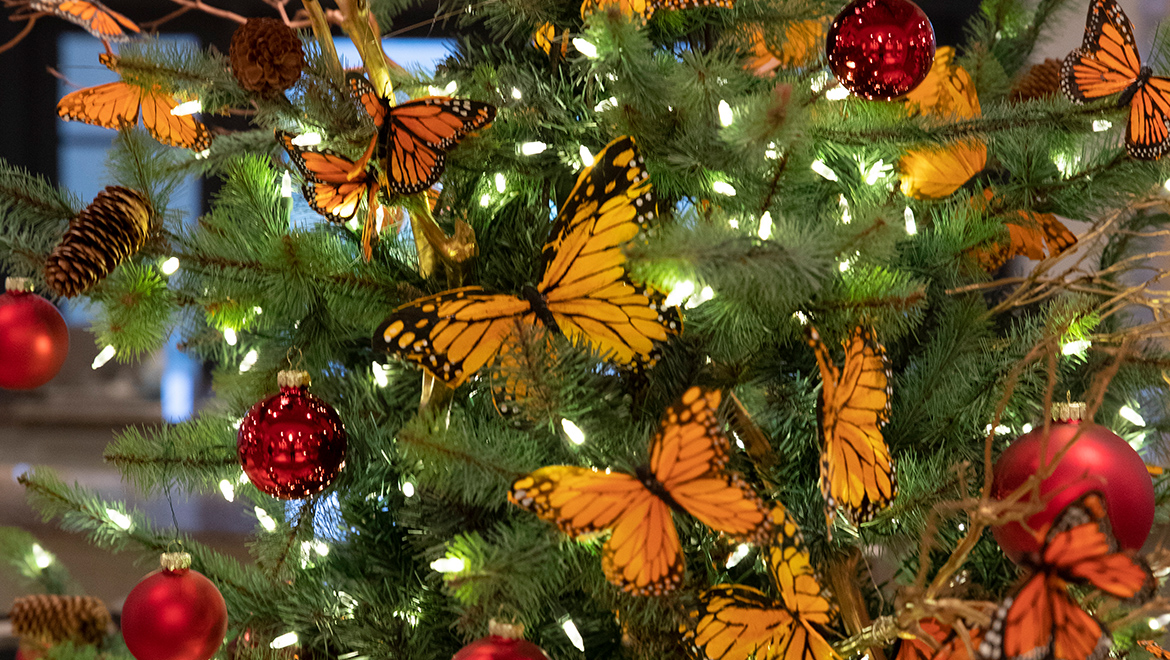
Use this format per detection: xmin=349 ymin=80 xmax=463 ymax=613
xmin=452 ymin=635 xmax=551 ymax=660
xmin=0 ymin=290 xmax=69 ymax=390
xmin=991 ymin=420 xmax=1154 ymax=563
xmin=826 ymin=0 xmax=935 ymax=100
xmin=237 ymin=385 xmax=347 ymax=499
xmin=121 ymin=568 xmax=227 ymax=660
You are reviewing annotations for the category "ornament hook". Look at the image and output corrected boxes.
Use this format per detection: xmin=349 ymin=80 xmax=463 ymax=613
xmin=286 ymin=346 xmax=303 ymax=370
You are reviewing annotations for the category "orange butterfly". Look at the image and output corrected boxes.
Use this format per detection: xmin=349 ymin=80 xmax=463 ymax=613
xmin=808 ymin=325 xmax=895 ymax=532
xmin=1061 ymin=0 xmax=1170 ymax=160
xmin=683 ymin=503 xmax=838 ymax=660
xmin=896 ymin=620 xmax=982 ymax=660
xmin=967 ymin=189 xmax=1077 ymax=272
xmin=346 ymin=74 xmax=496 ymax=196
xmin=510 ymin=387 xmax=774 ymax=596
xmin=976 ymin=492 xmax=1153 ymax=660
xmin=29 ymin=0 xmax=139 ymax=42
xmin=581 ymin=0 xmax=732 ymax=21
xmin=57 ymin=53 xmax=211 ymax=152
xmin=1138 ymin=640 xmax=1170 ymax=659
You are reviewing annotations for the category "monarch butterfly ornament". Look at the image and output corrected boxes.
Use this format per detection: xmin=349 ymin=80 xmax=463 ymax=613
xmin=57 ymin=53 xmax=212 ymax=152
xmin=975 ymin=492 xmax=1154 ymax=660
xmin=510 ymin=387 xmax=774 ymax=595
xmin=581 ymin=0 xmax=733 ymax=22
xmin=373 ymin=135 xmax=681 ymax=389
xmin=27 ymin=0 xmax=139 ymax=42
xmin=808 ymin=326 xmax=895 ymax=535
xmin=1061 ymin=0 xmax=1170 ymax=159
xmin=683 ymin=503 xmax=839 ymax=660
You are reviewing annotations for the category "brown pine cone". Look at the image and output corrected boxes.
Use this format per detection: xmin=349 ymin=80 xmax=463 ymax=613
xmin=1009 ymin=58 xmax=1063 ymax=103
xmin=11 ymin=594 xmax=111 ymax=646
xmin=229 ymin=18 xmax=304 ymax=96
xmin=45 ymin=186 xmax=151 ymax=298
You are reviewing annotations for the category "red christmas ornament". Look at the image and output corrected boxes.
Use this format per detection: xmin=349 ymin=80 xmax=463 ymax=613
xmin=121 ymin=553 xmax=227 ymax=660
xmin=826 ymin=0 xmax=936 ymax=100
xmin=0 ymin=277 xmax=69 ymax=390
xmin=453 ymin=621 xmax=551 ymax=660
xmin=991 ymin=402 xmax=1155 ymax=563
xmin=238 ymin=369 xmax=347 ymax=499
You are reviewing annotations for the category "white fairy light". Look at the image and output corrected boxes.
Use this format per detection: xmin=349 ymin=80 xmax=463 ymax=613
xmin=725 ymin=543 xmax=751 ymax=568
xmin=664 ymin=280 xmax=695 ymax=308
xmin=255 ymin=507 xmax=277 ymax=532
xmin=1120 ymin=405 xmax=1146 ymax=427
xmin=1022 ymin=423 xmax=1033 ymax=433
xmin=1061 ymin=339 xmax=1091 ymax=356
xmin=904 ymin=207 xmax=917 ymax=235
xmin=520 ymin=141 xmax=547 ymax=155
xmin=758 ymin=211 xmax=773 ymax=240
xmin=839 ymin=195 xmax=851 ymax=224
xmin=402 ymin=482 xmax=415 ymax=497
xmin=765 ymin=142 xmax=780 ymax=159
xmin=170 ymin=100 xmax=202 ymax=116
xmin=291 ymin=132 xmax=321 ymax=147
xmin=430 ymin=556 xmax=465 ymax=573
xmin=161 ymin=257 xmax=180 ymax=275
xmin=862 ymin=159 xmax=889 ymax=186
xmin=372 ymin=362 xmax=390 ymax=387
xmin=713 ymin=181 xmax=737 ymax=196
xmin=839 ymin=257 xmax=853 ymax=272
xmin=579 ymin=145 xmax=594 ymax=166
xmin=239 ymin=349 xmax=259 ymax=373
xmin=686 ymin=286 xmax=715 ymax=309
xmin=494 ymin=173 xmax=507 ymax=193
xmin=825 ymin=86 xmax=851 ymax=101
xmin=572 ymin=38 xmax=598 ymax=58
xmin=31 ymin=543 xmax=54 ymax=569
xmin=219 ymin=479 xmax=235 ymax=502
xmin=479 ymin=193 xmax=492 ymax=207
xmin=562 ymin=619 xmax=585 ymax=652
xmin=223 ymin=328 xmax=237 ymax=346
xmin=1092 ymin=120 xmax=1111 ymax=132
xmin=810 ymin=159 xmax=838 ymax=181
xmin=92 ymin=345 xmax=116 ymax=370
xmin=510 ymin=87 xmax=523 ymax=100
xmin=106 ymin=509 xmax=132 ymax=530
xmin=594 ymin=97 xmax=618 ymax=112
xmin=562 ymin=419 xmax=587 ymax=445
xmin=270 ymin=633 xmax=298 ymax=649
xmin=718 ymin=99 xmax=733 ymax=127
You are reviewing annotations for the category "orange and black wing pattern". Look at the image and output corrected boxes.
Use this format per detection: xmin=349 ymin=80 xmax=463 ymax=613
xmin=976 ymin=492 xmax=1153 ymax=660
xmin=511 ymin=387 xmax=772 ymax=596
xmin=57 ymin=54 xmax=211 ymax=151
xmin=581 ymin=0 xmax=733 ymax=21
xmin=1138 ymin=641 xmax=1170 ymax=659
xmin=30 ymin=0 xmax=139 ymax=42
xmin=1061 ymin=0 xmax=1170 ymax=159
xmin=683 ymin=504 xmax=837 ymax=660
xmin=808 ymin=325 xmax=895 ymax=531
xmin=277 ymin=130 xmax=379 ymax=222
xmin=969 ymin=191 xmax=1077 ymax=272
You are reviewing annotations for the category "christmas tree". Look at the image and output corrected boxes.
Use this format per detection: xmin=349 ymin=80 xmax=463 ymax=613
xmin=3 ymin=0 xmax=1170 ymax=660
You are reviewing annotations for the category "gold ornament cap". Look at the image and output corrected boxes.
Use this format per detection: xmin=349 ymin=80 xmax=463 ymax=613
xmin=1052 ymin=401 xmax=1086 ymax=422
xmin=278 ymin=370 xmax=311 ymax=388
xmin=6 ymin=277 xmax=33 ymax=293
xmin=160 ymin=551 xmax=192 ymax=572
xmin=488 ymin=620 xmax=524 ymax=640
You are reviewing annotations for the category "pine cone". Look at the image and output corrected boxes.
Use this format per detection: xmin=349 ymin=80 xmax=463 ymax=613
xmin=45 ymin=186 xmax=151 ymax=298
xmin=11 ymin=594 xmax=111 ymax=646
xmin=1010 ymin=58 xmax=1063 ymax=103
xmin=229 ymin=18 xmax=304 ymax=96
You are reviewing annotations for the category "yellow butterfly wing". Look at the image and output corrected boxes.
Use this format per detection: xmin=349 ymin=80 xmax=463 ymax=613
xmin=57 ymin=81 xmax=142 ymax=129
xmin=684 ymin=505 xmax=838 ymax=660
xmin=374 ymin=288 xmax=533 ymax=387
xmin=538 ymin=135 xmax=681 ymax=368
xmin=510 ymin=466 xmax=683 ymax=595
xmin=652 ymin=387 xmax=773 ymax=542
xmin=809 ymin=326 xmax=895 ymax=528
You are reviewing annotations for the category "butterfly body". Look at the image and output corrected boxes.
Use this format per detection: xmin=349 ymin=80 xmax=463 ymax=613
xmin=1061 ymin=0 xmax=1170 ymax=159
xmin=510 ymin=387 xmax=773 ymax=595
xmin=375 ymin=136 xmax=680 ymax=389
xmin=976 ymin=493 xmax=1153 ymax=660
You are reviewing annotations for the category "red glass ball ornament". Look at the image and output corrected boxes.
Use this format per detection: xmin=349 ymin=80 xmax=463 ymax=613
xmin=991 ymin=405 xmax=1154 ymax=563
xmin=238 ymin=370 xmax=347 ymax=499
xmin=452 ymin=622 xmax=550 ymax=660
xmin=826 ymin=0 xmax=936 ymax=100
xmin=0 ymin=278 xmax=69 ymax=390
xmin=121 ymin=553 xmax=227 ymax=660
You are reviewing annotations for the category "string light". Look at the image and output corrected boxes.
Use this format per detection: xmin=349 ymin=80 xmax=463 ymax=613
xmin=255 ymin=507 xmax=277 ymax=532
xmin=718 ymin=100 xmax=733 ymax=127
xmin=1092 ymin=120 xmax=1111 ymax=132
xmin=291 ymin=132 xmax=321 ymax=147
xmin=839 ymin=195 xmax=851 ymax=224
xmin=520 ymin=141 xmax=547 ymax=155
xmin=810 ymin=159 xmax=838 ymax=181
xmin=510 ymin=87 xmax=523 ymax=100
xmin=725 ymin=543 xmax=751 ymax=568
xmin=904 ymin=207 xmax=917 ymax=235
xmin=562 ymin=419 xmax=586 ymax=445
xmin=572 ymin=38 xmax=598 ymax=58
xmin=712 ymin=181 xmax=736 ymax=196
xmin=92 ymin=345 xmax=115 ymax=370
xmin=494 ymin=173 xmax=507 ymax=193
xmin=239 ymin=349 xmax=259 ymax=373
xmin=106 ymin=509 xmax=132 ymax=530
xmin=161 ymin=257 xmax=180 ymax=275
xmin=1021 ymin=423 xmax=1033 ymax=433
xmin=561 ymin=619 xmax=585 ymax=652
xmin=594 ymin=97 xmax=618 ymax=112
xmin=825 ymin=86 xmax=850 ymax=101
xmin=270 ymin=633 xmax=298 ymax=649
xmin=664 ymin=280 xmax=695 ymax=307
xmin=401 ymin=482 xmax=415 ymax=497
xmin=686 ymin=286 xmax=715 ymax=309
xmin=1061 ymin=339 xmax=1091 ymax=356
xmin=223 ymin=328 xmax=238 ymax=346
xmin=764 ymin=142 xmax=779 ymax=159
xmin=1120 ymin=405 xmax=1146 ymax=426
xmin=170 ymin=100 xmax=202 ymax=116
xmin=758 ymin=211 xmax=773 ymax=240
xmin=219 ymin=479 xmax=235 ymax=502
xmin=430 ymin=556 xmax=465 ymax=573
xmin=479 ymin=193 xmax=491 ymax=207
xmin=579 ymin=145 xmax=594 ymax=166
xmin=31 ymin=543 xmax=54 ymax=569
xmin=372 ymin=362 xmax=390 ymax=387
xmin=428 ymin=80 xmax=458 ymax=95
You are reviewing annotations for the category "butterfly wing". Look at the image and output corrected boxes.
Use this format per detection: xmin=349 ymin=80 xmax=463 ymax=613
xmin=31 ymin=0 xmax=140 ymax=41
xmin=347 ymin=73 xmax=388 ymax=128
xmin=685 ymin=585 xmax=802 ymax=660
xmin=538 ymin=135 xmax=681 ymax=368
xmin=809 ymin=326 xmax=896 ymax=526
xmin=510 ymin=466 xmax=684 ymax=595
xmin=650 ymin=387 xmax=773 ymax=542
xmin=277 ymin=130 xmax=372 ymax=221
xmin=1041 ymin=492 xmax=1153 ymax=601
xmin=57 ymin=81 xmax=141 ymax=130
xmin=766 ymin=505 xmax=834 ymax=626
xmin=383 ymin=96 xmax=496 ymax=195
xmin=373 ymin=287 xmax=533 ymax=388
xmin=977 ymin=573 xmax=1110 ymax=660
xmin=139 ymin=88 xmax=212 ymax=151
xmin=1125 ymin=78 xmax=1170 ymax=160
xmin=1061 ymin=0 xmax=1142 ymax=103
xmin=1138 ymin=641 xmax=1170 ymax=659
